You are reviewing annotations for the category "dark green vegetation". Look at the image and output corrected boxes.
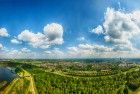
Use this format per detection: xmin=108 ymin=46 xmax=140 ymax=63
xmin=1 ymin=59 xmax=140 ymax=94
xmin=0 ymin=81 xmax=8 ymax=90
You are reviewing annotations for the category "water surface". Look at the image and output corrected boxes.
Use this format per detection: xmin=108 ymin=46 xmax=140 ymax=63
xmin=0 ymin=67 xmax=16 ymax=82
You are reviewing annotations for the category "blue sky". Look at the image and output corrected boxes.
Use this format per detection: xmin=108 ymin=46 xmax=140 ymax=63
xmin=0 ymin=0 xmax=140 ymax=59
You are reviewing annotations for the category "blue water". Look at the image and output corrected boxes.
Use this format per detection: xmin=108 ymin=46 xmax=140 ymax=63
xmin=0 ymin=67 xmax=16 ymax=82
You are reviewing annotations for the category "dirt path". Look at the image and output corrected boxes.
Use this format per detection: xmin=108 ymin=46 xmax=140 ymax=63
xmin=22 ymin=70 xmax=37 ymax=94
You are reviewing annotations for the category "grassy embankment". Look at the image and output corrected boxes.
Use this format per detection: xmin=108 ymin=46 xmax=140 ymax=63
xmin=1 ymin=69 xmax=37 ymax=94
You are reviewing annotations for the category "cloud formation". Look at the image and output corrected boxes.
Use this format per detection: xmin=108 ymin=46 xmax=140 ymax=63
xmin=44 ymin=23 xmax=64 ymax=44
xmin=0 ymin=28 xmax=9 ymax=37
xmin=92 ymin=7 xmax=140 ymax=51
xmin=0 ymin=48 xmax=35 ymax=59
xmin=67 ymin=44 xmax=113 ymax=58
xmin=0 ymin=43 xmax=3 ymax=49
xmin=44 ymin=48 xmax=64 ymax=59
xmin=11 ymin=39 xmax=22 ymax=44
xmin=91 ymin=25 xmax=103 ymax=34
xmin=17 ymin=23 xmax=64 ymax=49
xmin=21 ymin=48 xmax=31 ymax=53
xmin=1 ymin=8 xmax=140 ymax=58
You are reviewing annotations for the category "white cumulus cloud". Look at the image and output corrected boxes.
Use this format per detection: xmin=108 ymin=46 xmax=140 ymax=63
xmin=0 ymin=28 xmax=9 ymax=37
xmin=92 ymin=7 xmax=140 ymax=51
xmin=43 ymin=23 xmax=64 ymax=44
xmin=91 ymin=25 xmax=103 ymax=34
xmin=17 ymin=23 xmax=64 ymax=49
xmin=11 ymin=39 xmax=22 ymax=44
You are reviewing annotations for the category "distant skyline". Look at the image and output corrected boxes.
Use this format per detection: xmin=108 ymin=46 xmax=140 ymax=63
xmin=0 ymin=0 xmax=140 ymax=59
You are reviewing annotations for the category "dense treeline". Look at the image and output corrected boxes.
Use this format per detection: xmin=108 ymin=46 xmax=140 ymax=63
xmin=126 ymin=70 xmax=140 ymax=91
xmin=20 ymin=60 xmax=140 ymax=94
xmin=25 ymin=67 xmax=136 ymax=94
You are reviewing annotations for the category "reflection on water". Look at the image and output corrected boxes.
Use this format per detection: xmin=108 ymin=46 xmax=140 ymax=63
xmin=0 ymin=67 xmax=16 ymax=82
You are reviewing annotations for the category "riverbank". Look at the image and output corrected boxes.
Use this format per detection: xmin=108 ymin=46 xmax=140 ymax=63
xmin=1 ymin=69 xmax=37 ymax=94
